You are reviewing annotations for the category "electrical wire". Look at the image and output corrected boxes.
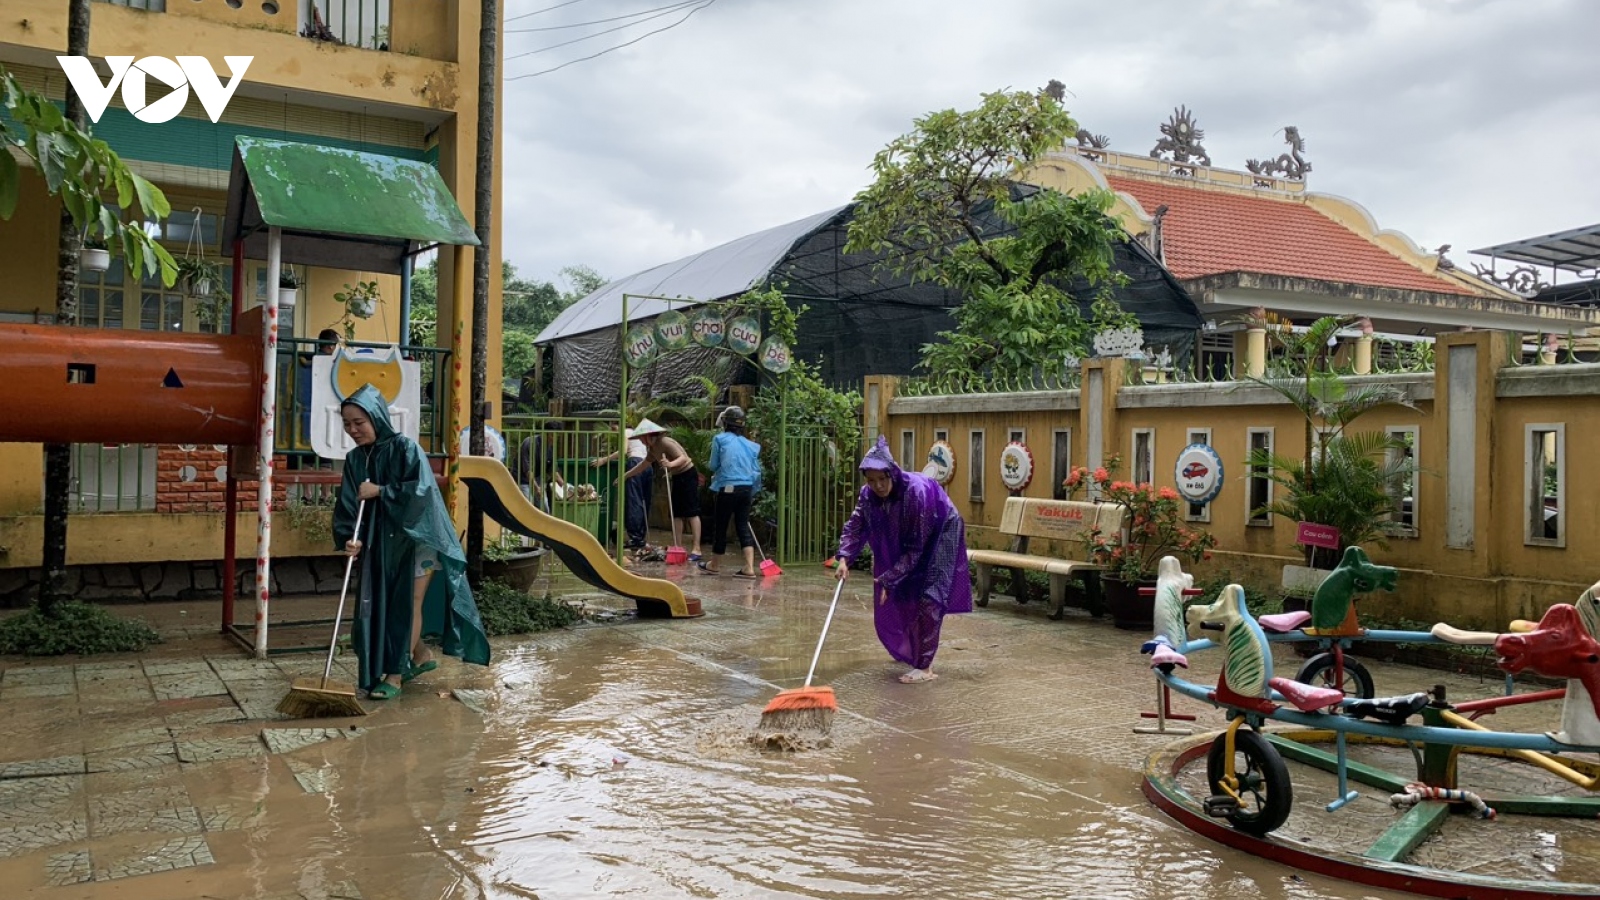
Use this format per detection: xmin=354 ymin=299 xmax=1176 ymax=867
xmin=505 ymin=1 xmax=703 ymax=61
xmin=506 ymin=0 xmax=592 ymax=24
xmin=507 ymin=0 xmax=702 ymax=33
xmin=506 ymin=0 xmax=714 ymax=81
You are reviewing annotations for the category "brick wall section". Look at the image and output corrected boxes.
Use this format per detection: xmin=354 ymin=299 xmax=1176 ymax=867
xmin=155 ymin=446 xmax=292 ymax=513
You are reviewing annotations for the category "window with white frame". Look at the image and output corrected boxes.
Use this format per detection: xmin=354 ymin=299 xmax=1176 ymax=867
xmin=1186 ymin=428 xmax=1212 ymax=522
xmin=969 ymin=430 xmax=986 ymax=502
xmin=1008 ymin=427 xmax=1025 ymax=446
xmin=901 ymin=429 xmax=916 ymax=470
xmin=934 ymin=428 xmax=948 ymax=445
xmin=1247 ymin=428 xmax=1274 ymax=526
xmin=1385 ymin=426 xmax=1418 ymax=537
xmin=1131 ymin=428 xmax=1155 ymax=485
xmin=1051 ymin=428 xmax=1073 ymax=500
xmin=1526 ymin=424 xmax=1565 ymax=547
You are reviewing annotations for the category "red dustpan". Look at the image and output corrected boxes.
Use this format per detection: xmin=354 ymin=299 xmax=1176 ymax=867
xmin=752 ymin=532 xmax=782 ymax=577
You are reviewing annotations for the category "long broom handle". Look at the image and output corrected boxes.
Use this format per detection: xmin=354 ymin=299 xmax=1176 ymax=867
xmin=803 ymin=576 xmax=845 ymax=688
xmin=662 ymin=460 xmax=680 ymax=548
xmin=322 ymin=500 xmax=365 ymax=685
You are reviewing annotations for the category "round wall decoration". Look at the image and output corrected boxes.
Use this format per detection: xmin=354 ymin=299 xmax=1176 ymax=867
xmin=922 ymin=439 xmax=956 ymax=486
xmin=459 ymin=425 xmax=506 ymax=462
xmin=1174 ymin=443 xmax=1224 ymax=505
xmin=654 ymin=310 xmax=691 ymax=351
xmin=999 ymin=441 xmax=1034 ymax=491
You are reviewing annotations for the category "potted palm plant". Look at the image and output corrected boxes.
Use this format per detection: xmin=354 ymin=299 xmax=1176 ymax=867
xmin=1243 ymin=314 xmax=1416 ymax=605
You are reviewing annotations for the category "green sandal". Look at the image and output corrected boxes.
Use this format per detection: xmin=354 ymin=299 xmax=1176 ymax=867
xmin=368 ymin=682 xmax=401 ymax=700
xmin=402 ymin=659 xmax=438 ymax=684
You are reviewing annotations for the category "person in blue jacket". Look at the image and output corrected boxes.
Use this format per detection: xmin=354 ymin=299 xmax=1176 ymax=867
xmin=701 ymin=406 xmax=761 ymax=576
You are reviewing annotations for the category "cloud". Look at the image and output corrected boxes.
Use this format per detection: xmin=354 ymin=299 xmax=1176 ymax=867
xmin=499 ymin=0 xmax=1600 ymax=285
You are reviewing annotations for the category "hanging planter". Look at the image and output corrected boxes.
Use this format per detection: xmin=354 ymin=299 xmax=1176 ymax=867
xmin=278 ymin=268 xmax=299 ymax=308
xmin=80 ymin=241 xmax=110 ymax=272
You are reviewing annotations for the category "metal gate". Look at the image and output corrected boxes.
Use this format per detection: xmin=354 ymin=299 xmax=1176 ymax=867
xmin=775 ymin=425 xmax=854 ymax=566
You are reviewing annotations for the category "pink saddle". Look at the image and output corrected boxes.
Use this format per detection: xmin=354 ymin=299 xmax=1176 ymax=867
xmin=1268 ymin=676 xmax=1344 ymax=713
xmin=1148 ymin=645 xmax=1188 ymax=670
xmin=1259 ymin=610 xmax=1312 ymax=634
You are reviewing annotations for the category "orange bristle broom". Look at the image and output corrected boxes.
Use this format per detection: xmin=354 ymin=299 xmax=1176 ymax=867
xmin=758 ymin=576 xmax=843 ymax=732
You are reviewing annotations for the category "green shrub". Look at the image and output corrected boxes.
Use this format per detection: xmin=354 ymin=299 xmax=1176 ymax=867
xmin=476 ymin=579 xmax=580 ymax=636
xmin=0 ymin=601 xmax=162 ymax=656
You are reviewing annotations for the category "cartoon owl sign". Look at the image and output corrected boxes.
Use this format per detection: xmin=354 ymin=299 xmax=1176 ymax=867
xmin=309 ymin=345 xmax=423 ymax=459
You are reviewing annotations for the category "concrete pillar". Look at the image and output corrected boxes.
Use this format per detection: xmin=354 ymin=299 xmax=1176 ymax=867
xmin=1245 ymin=328 xmax=1267 ymax=378
xmin=1434 ymin=331 xmax=1512 ymax=569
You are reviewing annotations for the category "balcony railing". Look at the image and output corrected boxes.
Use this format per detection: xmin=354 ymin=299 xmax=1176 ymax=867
xmin=276 ymin=338 xmax=452 ymax=459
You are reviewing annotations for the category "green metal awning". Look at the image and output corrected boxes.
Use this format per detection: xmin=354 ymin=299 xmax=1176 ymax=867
xmin=222 ymin=137 xmax=478 ymax=274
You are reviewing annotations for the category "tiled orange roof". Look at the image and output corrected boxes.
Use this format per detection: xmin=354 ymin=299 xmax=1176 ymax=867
xmin=1104 ymin=176 xmax=1477 ymax=296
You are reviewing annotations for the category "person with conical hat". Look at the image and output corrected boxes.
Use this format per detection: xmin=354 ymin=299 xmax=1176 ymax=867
xmin=834 ymin=435 xmax=972 ymax=683
xmin=621 ymin=419 xmax=704 ymax=561
xmin=334 ymin=384 xmax=491 ymax=700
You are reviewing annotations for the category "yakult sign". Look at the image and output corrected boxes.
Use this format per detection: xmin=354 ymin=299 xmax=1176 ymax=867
xmin=58 ymin=56 xmax=253 ymax=124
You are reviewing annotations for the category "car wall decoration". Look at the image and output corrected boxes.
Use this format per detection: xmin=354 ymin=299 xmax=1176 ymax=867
xmin=1174 ymin=443 xmax=1224 ymax=504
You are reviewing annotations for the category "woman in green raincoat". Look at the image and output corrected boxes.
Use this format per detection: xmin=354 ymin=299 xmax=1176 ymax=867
xmin=334 ymin=384 xmax=490 ymax=699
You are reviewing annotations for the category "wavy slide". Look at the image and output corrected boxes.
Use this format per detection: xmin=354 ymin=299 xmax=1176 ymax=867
xmin=457 ymin=456 xmax=701 ymax=618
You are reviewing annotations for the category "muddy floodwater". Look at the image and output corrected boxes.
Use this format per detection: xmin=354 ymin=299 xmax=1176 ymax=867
xmin=2 ymin=566 xmax=1595 ymax=899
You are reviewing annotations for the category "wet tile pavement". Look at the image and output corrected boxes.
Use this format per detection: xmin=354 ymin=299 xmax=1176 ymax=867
xmin=0 ymin=559 xmax=1579 ymax=898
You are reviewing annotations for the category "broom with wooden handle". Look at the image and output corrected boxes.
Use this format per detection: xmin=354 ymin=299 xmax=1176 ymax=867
xmin=758 ymin=575 xmax=843 ymax=732
xmin=277 ymin=500 xmax=369 ymax=718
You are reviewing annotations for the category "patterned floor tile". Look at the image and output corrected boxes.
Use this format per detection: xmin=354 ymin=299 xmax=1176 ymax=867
xmin=92 ymin=834 xmax=213 ymax=880
xmin=0 ymin=818 xmax=87 ymax=858
xmin=0 ymin=756 xmax=85 ymax=779
xmin=85 ymin=747 xmax=181 ymax=773
xmin=198 ymin=802 xmax=266 ymax=832
xmin=44 ymin=849 xmax=92 ymax=886
xmin=90 ymin=785 xmax=190 ymax=819
xmin=175 ymin=736 xmax=266 ymax=765
xmin=281 ymin=757 xmax=340 ymax=794
xmin=92 ymin=806 xmax=201 ymax=839
xmin=259 ymin=727 xmax=363 ymax=755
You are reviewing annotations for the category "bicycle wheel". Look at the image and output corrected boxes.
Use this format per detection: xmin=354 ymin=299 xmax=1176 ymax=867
xmin=1206 ymin=729 xmax=1293 ymax=836
xmin=1295 ymin=652 xmax=1376 ymax=700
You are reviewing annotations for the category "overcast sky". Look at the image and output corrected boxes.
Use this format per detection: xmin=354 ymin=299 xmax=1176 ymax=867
xmin=499 ymin=0 xmax=1600 ymax=291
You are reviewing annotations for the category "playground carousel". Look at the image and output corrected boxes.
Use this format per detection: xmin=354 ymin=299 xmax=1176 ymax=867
xmin=1138 ymin=551 xmax=1600 ymax=898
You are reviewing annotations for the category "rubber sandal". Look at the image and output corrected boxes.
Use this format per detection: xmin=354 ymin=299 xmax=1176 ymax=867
xmin=898 ymin=670 xmax=938 ymax=684
xmin=733 ymin=569 xmax=758 ymax=578
xmin=689 ymin=553 xmax=702 ymax=562
xmin=402 ymin=659 xmax=438 ymax=684
xmin=369 ymin=682 xmax=401 ymax=700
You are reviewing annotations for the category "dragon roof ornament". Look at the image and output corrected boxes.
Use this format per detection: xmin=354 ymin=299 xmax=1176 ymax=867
xmin=1149 ymin=105 xmax=1211 ymax=174
xmin=1246 ymin=126 xmax=1312 ymax=182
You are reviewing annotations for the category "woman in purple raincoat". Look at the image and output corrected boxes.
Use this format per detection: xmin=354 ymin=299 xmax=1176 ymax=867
xmin=834 ymin=436 xmax=972 ymax=683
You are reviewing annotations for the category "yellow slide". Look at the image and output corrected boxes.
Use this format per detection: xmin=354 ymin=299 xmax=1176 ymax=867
xmin=456 ymin=456 xmax=701 ymax=618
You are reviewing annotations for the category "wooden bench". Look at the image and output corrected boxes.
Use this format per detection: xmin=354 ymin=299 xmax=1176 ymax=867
xmin=969 ymin=497 xmax=1129 ymax=620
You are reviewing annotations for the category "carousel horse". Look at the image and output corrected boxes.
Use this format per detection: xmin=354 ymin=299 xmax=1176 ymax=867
xmin=1186 ymin=584 xmax=1344 ymax=716
xmin=1142 ymin=556 xmax=1197 ymax=670
xmin=1306 ymin=546 xmax=1399 ymax=635
xmin=1495 ymin=584 xmax=1600 ymax=745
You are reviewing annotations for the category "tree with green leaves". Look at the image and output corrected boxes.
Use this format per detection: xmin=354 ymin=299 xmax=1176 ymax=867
xmin=2 ymin=63 xmax=177 ymax=619
xmin=844 ymin=87 xmax=1136 ymax=386
xmin=0 ymin=74 xmax=176 ymax=285
xmin=406 ymin=258 xmax=602 ymax=405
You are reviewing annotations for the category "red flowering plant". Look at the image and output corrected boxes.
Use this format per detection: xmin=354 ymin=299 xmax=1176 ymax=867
xmin=1062 ymin=456 xmax=1216 ymax=583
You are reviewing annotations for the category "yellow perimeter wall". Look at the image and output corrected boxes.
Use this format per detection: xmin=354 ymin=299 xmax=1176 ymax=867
xmin=867 ymin=332 xmax=1600 ymax=630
